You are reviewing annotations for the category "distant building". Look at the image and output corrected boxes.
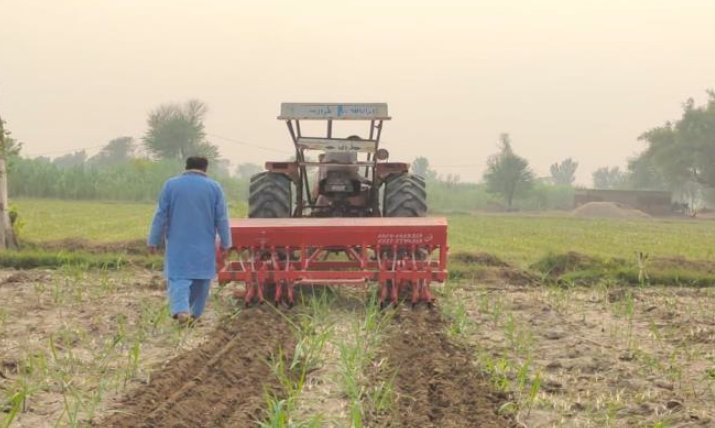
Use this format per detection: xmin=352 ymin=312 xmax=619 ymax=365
xmin=574 ymin=189 xmax=674 ymax=216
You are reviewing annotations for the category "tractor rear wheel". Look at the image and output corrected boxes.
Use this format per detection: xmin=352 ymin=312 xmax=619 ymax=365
xmin=249 ymin=172 xmax=292 ymax=218
xmin=383 ymin=173 xmax=427 ymax=217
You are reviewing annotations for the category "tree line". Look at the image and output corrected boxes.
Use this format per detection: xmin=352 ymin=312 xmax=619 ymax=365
xmin=4 ymin=100 xmax=247 ymax=203
xmin=591 ymin=91 xmax=715 ymax=206
xmin=3 ymin=91 xmax=714 ymax=210
xmin=412 ymin=133 xmax=578 ymax=211
xmin=414 ymin=90 xmax=715 ymax=210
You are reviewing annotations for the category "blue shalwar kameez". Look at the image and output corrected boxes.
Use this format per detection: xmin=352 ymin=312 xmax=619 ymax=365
xmin=148 ymin=171 xmax=231 ymax=318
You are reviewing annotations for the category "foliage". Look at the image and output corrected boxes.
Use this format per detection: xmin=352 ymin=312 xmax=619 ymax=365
xmin=625 ymin=154 xmax=667 ymax=191
xmin=441 ymin=173 xmax=460 ymax=186
xmin=0 ymin=117 xmax=23 ymax=158
xmin=8 ymin=157 xmax=249 ymax=204
xmin=483 ymin=134 xmax=534 ymax=209
xmin=411 ymin=156 xmax=437 ymax=180
xmin=0 ymin=249 xmax=156 ymax=270
xmin=427 ymin=180 xmax=500 ymax=212
xmin=549 ymin=158 xmax=578 ymax=186
xmin=53 ymin=150 xmax=87 ymax=169
xmin=88 ymin=137 xmax=135 ymax=167
xmin=530 ymin=251 xmax=715 ymax=287
xmin=235 ymin=162 xmax=263 ymax=179
xmin=517 ymin=182 xmax=574 ymax=211
xmin=592 ymin=166 xmax=627 ymax=189
xmin=143 ymin=99 xmax=219 ymax=161
xmin=631 ymin=91 xmax=715 ymax=204
xmin=8 ymin=204 xmax=24 ymax=239
xmin=213 ymin=159 xmax=232 ymax=178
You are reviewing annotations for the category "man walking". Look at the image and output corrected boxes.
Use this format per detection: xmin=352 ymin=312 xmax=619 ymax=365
xmin=148 ymin=156 xmax=231 ymax=324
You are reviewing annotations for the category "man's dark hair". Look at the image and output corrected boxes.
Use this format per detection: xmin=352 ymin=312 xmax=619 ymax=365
xmin=186 ymin=156 xmax=209 ymax=172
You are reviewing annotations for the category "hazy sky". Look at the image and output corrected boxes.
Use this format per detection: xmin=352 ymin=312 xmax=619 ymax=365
xmin=2 ymin=0 xmax=714 ymax=184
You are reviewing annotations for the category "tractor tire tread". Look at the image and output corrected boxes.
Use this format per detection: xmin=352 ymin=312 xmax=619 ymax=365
xmin=248 ymin=172 xmax=292 ymax=218
xmin=383 ymin=173 xmax=428 ymax=217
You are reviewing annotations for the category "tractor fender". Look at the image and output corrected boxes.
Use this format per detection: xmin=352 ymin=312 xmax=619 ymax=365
xmin=376 ymin=162 xmax=410 ymax=182
xmin=264 ymin=161 xmax=300 ymax=183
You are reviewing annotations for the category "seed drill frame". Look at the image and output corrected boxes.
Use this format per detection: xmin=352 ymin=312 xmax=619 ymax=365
xmin=217 ymin=103 xmax=448 ymax=306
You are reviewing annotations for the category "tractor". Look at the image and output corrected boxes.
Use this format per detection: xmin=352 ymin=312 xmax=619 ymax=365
xmin=249 ymin=102 xmax=426 ymax=218
xmin=218 ymin=103 xmax=447 ymax=307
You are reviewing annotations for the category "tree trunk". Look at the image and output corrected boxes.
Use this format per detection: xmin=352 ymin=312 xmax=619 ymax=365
xmin=0 ymin=158 xmax=18 ymax=250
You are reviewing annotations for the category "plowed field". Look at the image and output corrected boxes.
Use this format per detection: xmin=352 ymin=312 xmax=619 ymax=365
xmin=368 ymin=308 xmax=510 ymax=427
xmin=3 ymin=266 xmax=714 ymax=426
xmin=102 ymin=308 xmax=294 ymax=427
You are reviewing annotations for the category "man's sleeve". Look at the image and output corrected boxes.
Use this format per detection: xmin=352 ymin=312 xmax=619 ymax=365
xmin=148 ymin=182 xmax=171 ymax=247
xmin=215 ymin=185 xmax=232 ymax=249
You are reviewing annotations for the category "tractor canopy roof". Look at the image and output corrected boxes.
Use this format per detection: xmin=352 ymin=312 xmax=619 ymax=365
xmin=278 ymin=103 xmax=390 ymax=120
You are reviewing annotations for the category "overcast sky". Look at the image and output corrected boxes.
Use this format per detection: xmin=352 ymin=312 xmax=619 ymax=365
xmin=1 ymin=0 xmax=714 ymax=184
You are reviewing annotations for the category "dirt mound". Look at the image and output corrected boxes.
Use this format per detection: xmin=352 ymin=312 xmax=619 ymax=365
xmin=451 ymin=252 xmax=538 ymax=285
xmin=531 ymin=251 xmax=603 ymax=277
xmin=369 ymin=308 xmax=510 ymax=427
xmin=453 ymin=252 xmax=510 ymax=268
xmin=651 ymin=256 xmax=715 ymax=274
xmin=572 ymin=202 xmax=651 ymax=219
xmin=100 ymin=307 xmax=294 ymax=427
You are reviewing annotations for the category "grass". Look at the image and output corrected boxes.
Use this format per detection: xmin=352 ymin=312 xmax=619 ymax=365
xmin=335 ymin=293 xmax=395 ymax=426
xmin=448 ymin=213 xmax=715 ymax=266
xmin=530 ymin=251 xmax=715 ymax=286
xmin=260 ymin=293 xmax=334 ymax=427
xmin=14 ymin=199 xmax=157 ymax=242
xmin=0 ymin=249 xmax=162 ymax=270
xmin=13 ymin=199 xmax=715 ymax=268
xmin=13 ymin=198 xmax=246 ymax=243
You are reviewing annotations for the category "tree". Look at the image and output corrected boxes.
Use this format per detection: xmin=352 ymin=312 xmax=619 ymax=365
xmin=88 ymin=136 xmax=135 ymax=167
xmin=0 ymin=118 xmax=22 ymax=158
xmin=53 ymin=151 xmax=87 ymax=169
xmin=632 ymin=91 xmax=715 ymax=203
xmin=0 ymin=116 xmax=18 ymax=249
xmin=592 ymin=166 xmax=627 ymax=189
xmin=213 ymin=159 xmax=231 ymax=178
xmin=234 ymin=162 xmax=263 ymax=179
xmin=483 ymin=133 xmax=534 ymax=209
xmin=412 ymin=156 xmax=429 ymax=177
xmin=441 ymin=173 xmax=460 ymax=187
xmin=625 ymin=154 xmax=667 ymax=190
xmin=143 ymin=99 xmax=219 ymax=161
xmin=411 ymin=156 xmax=438 ymax=180
xmin=549 ymin=158 xmax=578 ymax=186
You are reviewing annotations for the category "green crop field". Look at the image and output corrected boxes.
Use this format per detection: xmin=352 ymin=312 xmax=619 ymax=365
xmin=448 ymin=214 xmax=715 ymax=265
xmin=14 ymin=198 xmax=247 ymax=243
xmin=13 ymin=198 xmax=715 ymax=266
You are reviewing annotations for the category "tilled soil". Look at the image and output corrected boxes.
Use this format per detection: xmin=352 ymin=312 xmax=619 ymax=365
xmin=100 ymin=307 xmax=294 ymax=428
xmin=370 ymin=307 xmax=511 ymax=427
xmin=456 ymin=283 xmax=715 ymax=426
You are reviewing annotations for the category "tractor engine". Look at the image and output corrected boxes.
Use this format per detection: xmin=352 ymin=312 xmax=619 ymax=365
xmin=319 ymin=152 xmax=361 ymax=196
xmin=315 ymin=151 xmax=369 ymax=216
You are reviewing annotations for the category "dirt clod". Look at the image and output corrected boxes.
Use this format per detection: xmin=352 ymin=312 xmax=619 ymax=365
xmin=453 ymin=252 xmax=510 ymax=267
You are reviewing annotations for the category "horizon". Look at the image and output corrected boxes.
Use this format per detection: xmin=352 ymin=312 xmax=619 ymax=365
xmin=2 ymin=0 xmax=714 ymax=186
